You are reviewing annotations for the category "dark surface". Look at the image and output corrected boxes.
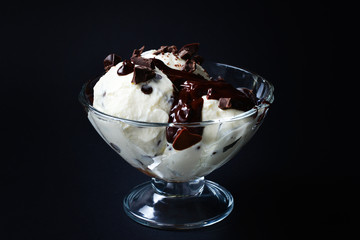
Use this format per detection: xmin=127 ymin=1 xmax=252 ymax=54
xmin=2 ymin=1 xmax=353 ymax=239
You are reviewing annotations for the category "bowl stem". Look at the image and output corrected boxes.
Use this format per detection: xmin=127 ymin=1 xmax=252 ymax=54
xmin=151 ymin=177 xmax=205 ymax=197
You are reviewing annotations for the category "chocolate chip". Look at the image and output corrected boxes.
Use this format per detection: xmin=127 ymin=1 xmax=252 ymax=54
xmin=223 ymin=138 xmax=241 ymax=153
xmin=134 ymin=159 xmax=145 ymax=166
xmin=218 ymin=98 xmax=232 ymax=109
xmin=182 ymin=59 xmax=196 ymax=72
xmin=141 ymin=84 xmax=153 ymax=94
xmin=132 ymin=66 xmax=155 ymax=84
xmin=172 ymin=128 xmax=202 ymax=150
xmin=104 ymin=54 xmax=122 ymax=71
xmin=154 ymin=73 xmax=162 ymax=81
xmin=110 ymin=143 xmax=121 ymax=153
xmin=130 ymin=56 xmax=155 ymax=69
xmin=117 ymin=59 xmax=134 ymax=75
xmin=178 ymin=43 xmax=200 ymax=60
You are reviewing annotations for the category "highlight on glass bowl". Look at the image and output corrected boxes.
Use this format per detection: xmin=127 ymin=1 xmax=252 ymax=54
xmin=79 ymin=43 xmax=274 ymax=229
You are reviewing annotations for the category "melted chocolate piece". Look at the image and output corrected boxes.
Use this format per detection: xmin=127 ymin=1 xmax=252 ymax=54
xmin=132 ymin=66 xmax=155 ymax=84
xmin=178 ymin=43 xmax=200 ymax=60
xmin=131 ymin=56 xmax=155 ymax=69
xmin=117 ymin=59 xmax=134 ymax=75
xmin=166 ymin=93 xmax=204 ymax=146
xmin=172 ymin=128 xmax=202 ymax=150
xmin=104 ymin=54 xmax=122 ymax=71
xmin=206 ymin=83 xmax=257 ymax=111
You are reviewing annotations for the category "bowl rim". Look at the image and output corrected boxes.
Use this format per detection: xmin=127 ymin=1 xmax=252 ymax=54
xmin=79 ymin=62 xmax=274 ymax=127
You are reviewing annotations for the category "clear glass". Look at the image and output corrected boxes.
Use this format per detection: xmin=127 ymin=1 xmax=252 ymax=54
xmin=79 ymin=62 xmax=274 ymax=229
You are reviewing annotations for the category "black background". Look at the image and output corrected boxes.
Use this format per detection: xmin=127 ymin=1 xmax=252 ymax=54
xmin=2 ymin=1 xmax=353 ymax=239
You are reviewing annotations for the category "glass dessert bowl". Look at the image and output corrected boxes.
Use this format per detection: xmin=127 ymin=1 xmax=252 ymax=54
xmin=79 ymin=61 xmax=274 ymax=229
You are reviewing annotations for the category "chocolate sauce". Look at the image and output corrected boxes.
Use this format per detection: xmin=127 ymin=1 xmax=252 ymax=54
xmin=150 ymin=58 xmax=257 ymax=150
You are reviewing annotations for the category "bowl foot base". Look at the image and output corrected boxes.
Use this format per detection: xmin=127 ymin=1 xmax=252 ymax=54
xmin=123 ymin=178 xmax=233 ymax=229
